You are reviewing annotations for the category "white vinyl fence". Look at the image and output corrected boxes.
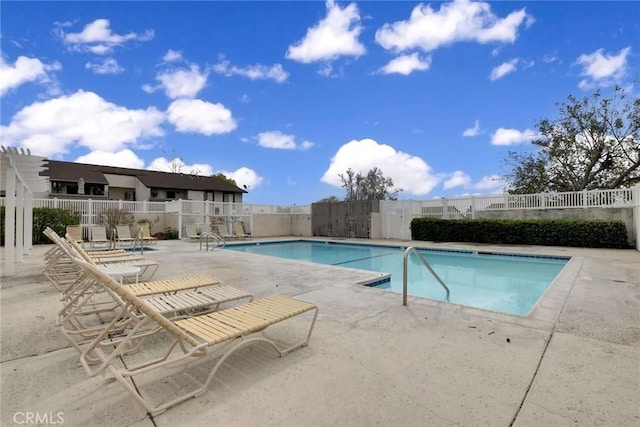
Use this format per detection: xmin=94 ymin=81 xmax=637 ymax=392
xmin=1 ymin=185 xmax=638 ymax=248
xmin=380 ymin=186 xmax=640 ymax=245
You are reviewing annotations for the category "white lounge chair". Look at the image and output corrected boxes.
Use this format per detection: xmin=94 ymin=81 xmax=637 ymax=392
xmin=137 ymin=223 xmax=157 ymax=245
xmin=116 ymin=225 xmax=135 ymax=248
xmin=90 ymin=226 xmax=111 ymax=249
xmin=72 ymin=255 xmax=318 ymax=415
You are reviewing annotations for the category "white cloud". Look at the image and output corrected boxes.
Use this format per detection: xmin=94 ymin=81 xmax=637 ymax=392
xmin=85 ymin=57 xmax=124 ymax=75
xmin=379 ymin=53 xmax=431 ymax=75
xmin=491 ymin=127 xmax=537 ymax=146
xmin=462 ymin=120 xmax=482 ymax=137
xmin=58 ymin=18 xmax=154 ymax=55
xmin=286 ymin=0 xmax=365 ymax=63
xmin=576 ymin=47 xmax=630 ymax=89
xmin=167 ymin=99 xmax=236 ymax=135
xmin=443 ymin=171 xmax=471 ymax=189
xmin=375 ymin=0 xmax=531 ymax=53
xmin=212 ymin=58 xmax=289 ymax=83
xmin=474 ymin=174 xmax=506 ymax=191
xmin=147 ymin=157 xmax=214 ymax=175
xmin=218 ymin=167 xmax=264 ymax=190
xmin=490 ymin=58 xmax=518 ymax=81
xmin=145 ymin=65 xmax=208 ymax=99
xmin=76 ymin=149 xmax=145 ymax=169
xmin=0 ymin=90 xmax=165 ymax=157
xmin=0 ymin=56 xmax=61 ymax=96
xmin=321 ymin=138 xmax=440 ymax=196
xmin=256 ymin=131 xmax=313 ymax=150
xmin=163 ymin=49 xmax=183 ymax=63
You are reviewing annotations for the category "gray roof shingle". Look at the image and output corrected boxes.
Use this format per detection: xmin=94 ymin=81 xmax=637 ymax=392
xmin=41 ymin=160 xmax=247 ymax=193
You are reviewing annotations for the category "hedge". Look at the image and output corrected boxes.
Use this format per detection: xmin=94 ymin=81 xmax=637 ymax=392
xmin=1 ymin=206 xmax=80 ymax=246
xmin=410 ymin=217 xmax=630 ymax=249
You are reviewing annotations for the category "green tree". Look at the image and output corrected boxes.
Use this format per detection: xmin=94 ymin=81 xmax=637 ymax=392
xmin=505 ymin=85 xmax=640 ymax=193
xmin=338 ymin=167 xmax=402 ymax=200
xmin=212 ymin=172 xmax=238 ymax=187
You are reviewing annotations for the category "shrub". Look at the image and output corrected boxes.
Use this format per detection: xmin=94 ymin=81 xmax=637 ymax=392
xmin=164 ymin=227 xmax=179 ymax=240
xmin=410 ymin=217 xmax=630 ymax=249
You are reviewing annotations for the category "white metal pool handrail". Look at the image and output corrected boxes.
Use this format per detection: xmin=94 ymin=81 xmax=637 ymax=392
xmin=199 ymin=231 xmax=225 ymax=251
xmin=403 ymin=247 xmax=450 ymax=306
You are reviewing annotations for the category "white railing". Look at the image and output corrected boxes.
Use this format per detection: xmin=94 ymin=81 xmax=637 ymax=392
xmin=380 ymin=185 xmax=639 ymax=241
xmin=1 ymin=186 xmax=637 ymax=242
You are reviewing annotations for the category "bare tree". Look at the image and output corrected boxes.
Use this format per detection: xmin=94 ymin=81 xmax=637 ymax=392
xmin=338 ymin=167 xmax=402 ymax=200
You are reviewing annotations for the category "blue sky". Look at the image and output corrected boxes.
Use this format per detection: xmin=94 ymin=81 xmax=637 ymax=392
xmin=1 ymin=1 xmax=638 ymax=205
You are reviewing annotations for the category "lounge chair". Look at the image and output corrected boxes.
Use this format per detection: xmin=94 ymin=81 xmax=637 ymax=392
xmin=116 ymin=225 xmax=135 ymax=248
xmin=42 ymin=228 xmax=253 ymax=354
xmin=137 ymin=223 xmax=157 ymax=245
xmin=90 ymin=226 xmax=111 ymax=249
xmin=184 ymin=224 xmax=200 ymax=241
xmin=67 ymin=236 xmax=159 ymax=280
xmin=66 ymin=225 xmax=84 ymax=247
xmin=72 ymin=256 xmax=317 ymax=416
xmin=234 ymin=222 xmax=251 ymax=239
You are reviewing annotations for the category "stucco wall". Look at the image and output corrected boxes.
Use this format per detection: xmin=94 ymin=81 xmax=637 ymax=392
xmin=291 ymin=214 xmax=312 ymax=236
xmin=477 ymin=207 xmax=636 ymax=246
xmin=251 ymin=214 xmax=312 ymax=237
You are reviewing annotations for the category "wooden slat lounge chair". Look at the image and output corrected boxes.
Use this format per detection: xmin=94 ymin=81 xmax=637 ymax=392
xmin=116 ymin=225 xmax=135 ymax=248
xmin=90 ymin=226 xmax=111 ymax=249
xmin=72 ymin=257 xmax=317 ymax=416
xmin=67 ymin=236 xmax=159 ymax=280
xmin=42 ymin=228 xmax=253 ymax=355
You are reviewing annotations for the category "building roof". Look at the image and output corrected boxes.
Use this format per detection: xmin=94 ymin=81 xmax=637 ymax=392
xmin=41 ymin=160 xmax=247 ymax=193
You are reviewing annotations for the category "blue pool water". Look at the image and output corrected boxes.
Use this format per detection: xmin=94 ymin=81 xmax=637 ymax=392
xmin=225 ymin=241 xmax=569 ymax=316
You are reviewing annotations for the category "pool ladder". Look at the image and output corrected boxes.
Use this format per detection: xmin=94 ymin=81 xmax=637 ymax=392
xmin=199 ymin=231 xmax=225 ymax=251
xmin=402 ymin=247 xmax=450 ymax=306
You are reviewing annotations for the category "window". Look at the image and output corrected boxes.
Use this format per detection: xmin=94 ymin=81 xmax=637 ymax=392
xmin=166 ymin=191 xmax=176 ymax=199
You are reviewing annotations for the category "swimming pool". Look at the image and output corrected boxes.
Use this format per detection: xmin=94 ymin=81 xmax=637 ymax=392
xmin=225 ymin=240 xmax=569 ymax=316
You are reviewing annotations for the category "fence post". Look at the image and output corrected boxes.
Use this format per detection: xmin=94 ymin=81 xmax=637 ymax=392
xmin=88 ymin=199 xmax=93 ymax=227
xmin=177 ymin=199 xmax=183 ymax=239
xmin=582 ymin=190 xmax=587 ymax=208
xmin=442 ymin=198 xmax=449 ymax=220
xmin=471 ymin=196 xmax=476 ymax=219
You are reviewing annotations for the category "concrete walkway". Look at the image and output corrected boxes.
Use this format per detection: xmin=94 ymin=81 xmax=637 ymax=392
xmin=1 ymin=239 xmax=638 ymax=426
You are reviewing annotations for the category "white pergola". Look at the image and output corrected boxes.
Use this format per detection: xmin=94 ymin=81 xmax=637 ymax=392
xmin=1 ymin=146 xmax=50 ymax=277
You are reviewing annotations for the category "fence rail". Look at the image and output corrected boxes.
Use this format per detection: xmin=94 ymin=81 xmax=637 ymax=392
xmin=1 ymin=186 xmax=638 ymax=242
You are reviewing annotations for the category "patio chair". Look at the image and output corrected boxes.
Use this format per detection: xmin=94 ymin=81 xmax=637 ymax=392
xmin=90 ymin=226 xmax=111 ymax=249
xmin=184 ymin=224 xmax=200 ymax=241
xmin=234 ymin=222 xmax=251 ymax=239
xmin=42 ymin=229 xmax=252 ymax=353
xmin=116 ymin=225 xmax=135 ymax=248
xmin=137 ymin=223 xmax=157 ymax=245
xmin=67 ymin=236 xmax=159 ymax=280
xmin=66 ymin=225 xmax=84 ymax=247
xmin=72 ymin=256 xmax=317 ymax=416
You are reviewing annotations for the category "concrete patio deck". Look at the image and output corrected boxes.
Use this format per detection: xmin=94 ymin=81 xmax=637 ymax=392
xmin=1 ymin=238 xmax=638 ymax=426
